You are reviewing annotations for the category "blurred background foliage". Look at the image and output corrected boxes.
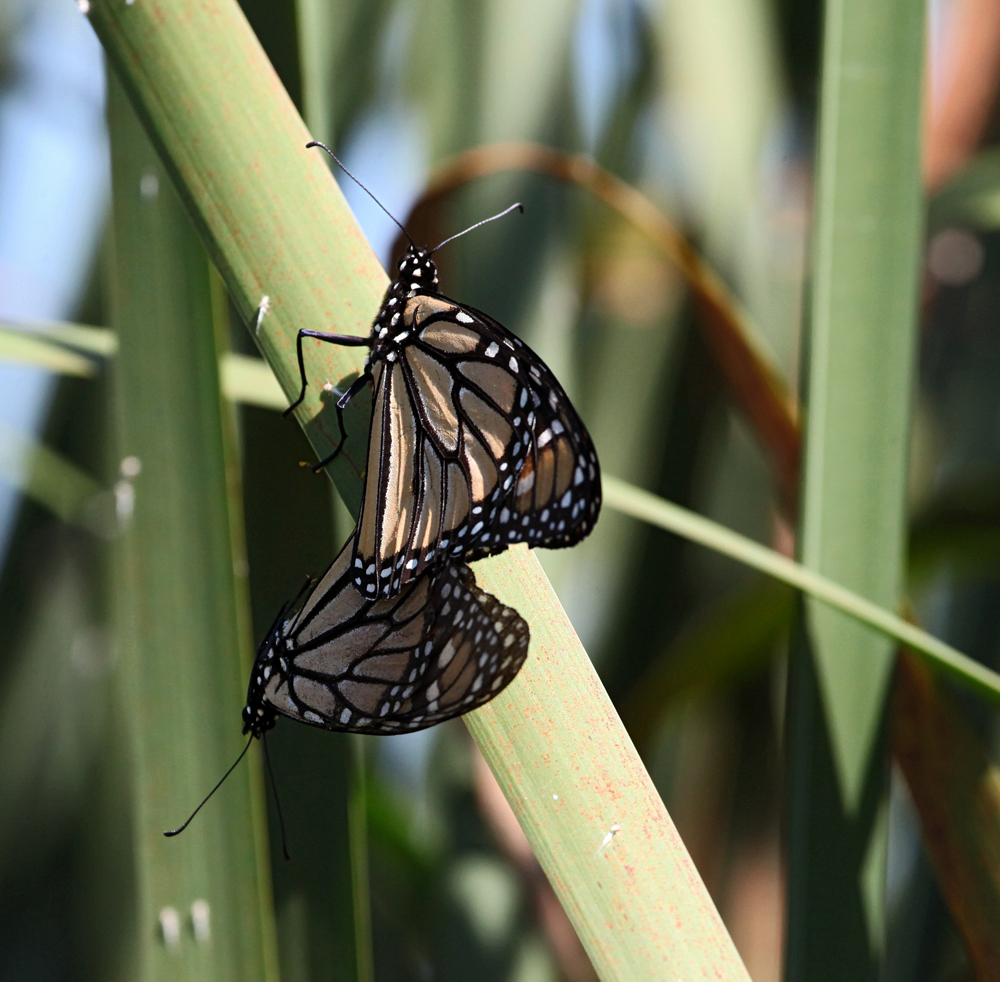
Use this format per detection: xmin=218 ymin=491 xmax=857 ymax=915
xmin=3 ymin=0 xmax=1000 ymax=979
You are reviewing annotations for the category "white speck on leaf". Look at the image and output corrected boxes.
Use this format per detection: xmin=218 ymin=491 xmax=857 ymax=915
xmin=597 ymin=822 xmax=621 ymax=854
xmin=140 ymin=172 xmax=159 ymax=199
xmin=191 ymin=900 xmax=210 ymax=942
xmin=254 ymin=295 xmax=271 ymax=335
xmin=114 ymin=480 xmax=135 ymax=521
xmin=159 ymin=907 xmax=180 ymax=947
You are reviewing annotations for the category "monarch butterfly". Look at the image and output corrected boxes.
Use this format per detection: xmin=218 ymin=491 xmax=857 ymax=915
xmin=165 ymin=542 xmax=528 ymax=841
xmin=287 ymin=141 xmax=602 ymax=600
xmin=242 ymin=537 xmax=531 ymax=738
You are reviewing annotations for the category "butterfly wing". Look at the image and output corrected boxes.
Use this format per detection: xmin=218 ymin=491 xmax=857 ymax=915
xmin=351 ymin=293 xmax=601 ymax=599
xmin=246 ymin=538 xmax=530 ymax=735
xmin=460 ymin=303 xmax=602 ymax=554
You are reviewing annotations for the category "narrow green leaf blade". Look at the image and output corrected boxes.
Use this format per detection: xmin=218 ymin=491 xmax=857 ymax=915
xmin=789 ymin=0 xmax=926 ymax=972
xmin=108 ymin=79 xmax=278 ymax=982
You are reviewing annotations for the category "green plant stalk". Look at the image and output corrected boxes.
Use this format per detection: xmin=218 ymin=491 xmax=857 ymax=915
xmin=7 ymin=384 xmax=998 ymax=710
xmin=786 ymin=0 xmax=925 ymax=976
xmin=348 ymin=736 xmax=374 ymax=982
xmin=0 ymin=322 xmax=288 ymax=411
xmin=9 ymin=311 xmax=995 ymax=707
xmin=7 ymin=394 xmax=998 ymax=712
xmin=602 ymin=479 xmax=1000 ymax=706
xmin=0 ymin=327 xmax=97 ymax=376
xmin=108 ymin=79 xmax=278 ymax=982
xmin=88 ymin=0 xmax=751 ymax=977
xmin=0 ymin=318 xmax=117 ymax=356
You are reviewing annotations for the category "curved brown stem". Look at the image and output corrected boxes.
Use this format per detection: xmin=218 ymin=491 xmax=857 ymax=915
xmin=399 ymin=142 xmax=801 ymax=515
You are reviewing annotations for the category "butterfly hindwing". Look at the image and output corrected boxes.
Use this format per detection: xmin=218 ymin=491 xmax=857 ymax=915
xmin=244 ymin=538 xmax=530 ymax=736
xmin=350 ymin=289 xmax=601 ymax=600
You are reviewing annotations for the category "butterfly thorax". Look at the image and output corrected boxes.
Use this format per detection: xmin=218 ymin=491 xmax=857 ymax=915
xmin=368 ymin=246 xmax=440 ymax=357
xmin=242 ymin=628 xmax=284 ymax=737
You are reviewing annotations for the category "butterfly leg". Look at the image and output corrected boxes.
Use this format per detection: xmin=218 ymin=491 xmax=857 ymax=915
xmin=312 ymin=370 xmax=372 ymax=473
xmin=284 ymin=329 xmax=372 ymax=417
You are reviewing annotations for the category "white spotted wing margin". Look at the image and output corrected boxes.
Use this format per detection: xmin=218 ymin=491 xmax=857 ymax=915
xmin=242 ymin=539 xmax=530 ymax=737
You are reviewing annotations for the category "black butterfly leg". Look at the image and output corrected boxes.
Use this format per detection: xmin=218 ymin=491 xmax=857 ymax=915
xmin=312 ymin=370 xmax=373 ymax=473
xmin=284 ymin=329 xmax=372 ymax=417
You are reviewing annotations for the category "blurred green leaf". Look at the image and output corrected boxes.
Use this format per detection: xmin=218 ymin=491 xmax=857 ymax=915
xmin=0 ymin=325 xmax=100 ymax=377
xmin=0 ymin=418 xmax=104 ymax=529
xmin=909 ymin=477 xmax=1000 ymax=585
xmin=930 ymin=149 xmax=1000 ymax=230
xmin=0 ymin=318 xmax=117 ymax=356
xmin=787 ymin=0 xmax=925 ymax=971
xmin=623 ymin=578 xmax=794 ymax=751
xmin=221 ymin=353 xmax=287 ymax=410
xmin=602 ymin=477 xmax=1000 ymax=708
xmin=108 ymin=78 xmax=278 ymax=982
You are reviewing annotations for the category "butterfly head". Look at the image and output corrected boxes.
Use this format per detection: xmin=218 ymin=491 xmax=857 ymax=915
xmin=395 ymin=246 xmax=439 ymax=296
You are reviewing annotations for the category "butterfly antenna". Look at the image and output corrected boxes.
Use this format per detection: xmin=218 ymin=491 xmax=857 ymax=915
xmin=262 ymin=732 xmax=291 ymax=861
xmin=306 ymin=141 xmax=415 ymax=249
xmin=164 ymin=734 xmax=254 ymax=837
xmin=431 ymin=202 xmax=524 ymax=254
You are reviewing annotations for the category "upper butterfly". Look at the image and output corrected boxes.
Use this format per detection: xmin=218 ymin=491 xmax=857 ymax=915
xmin=286 ymin=142 xmax=602 ymax=600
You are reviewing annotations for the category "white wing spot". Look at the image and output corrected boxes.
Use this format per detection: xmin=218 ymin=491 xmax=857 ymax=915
xmin=456 ymin=312 xmax=475 ymax=324
xmin=485 ymin=342 xmax=500 ymax=358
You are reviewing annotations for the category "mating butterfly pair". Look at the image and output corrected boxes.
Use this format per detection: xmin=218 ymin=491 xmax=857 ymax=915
xmin=166 ymin=153 xmax=600 ymax=841
xmin=243 ymin=145 xmax=601 ymax=739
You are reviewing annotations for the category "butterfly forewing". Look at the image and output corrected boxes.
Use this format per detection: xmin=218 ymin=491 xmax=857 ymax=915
xmin=351 ymin=291 xmax=601 ymax=600
xmin=245 ymin=538 xmax=530 ymax=736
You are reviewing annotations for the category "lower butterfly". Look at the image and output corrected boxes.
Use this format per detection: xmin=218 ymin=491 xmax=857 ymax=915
xmin=243 ymin=538 xmax=530 ymax=737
